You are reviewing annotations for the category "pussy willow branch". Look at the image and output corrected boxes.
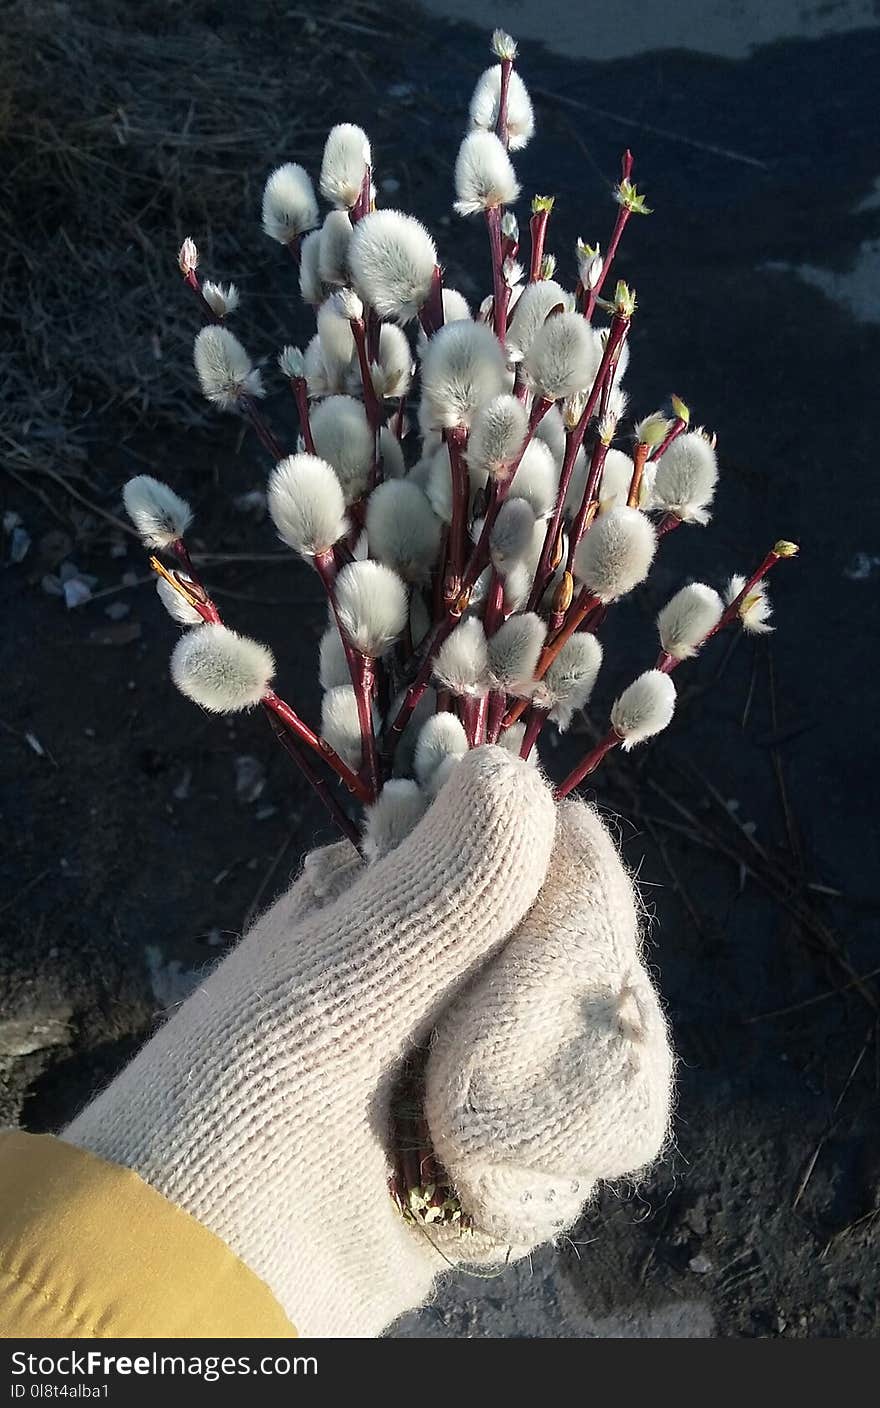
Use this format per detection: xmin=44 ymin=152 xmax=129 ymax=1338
xmin=287 ymin=374 xmax=316 ymax=454
xmin=486 ymin=206 xmax=510 ymax=343
xmin=526 ymin=313 xmax=631 ymax=610
xmin=555 ymin=543 xmax=798 ymax=799
xmin=150 ymin=551 xmax=368 ymax=820
xmin=584 ymin=149 xmax=634 ymax=323
xmin=314 ymin=548 xmax=380 ymax=803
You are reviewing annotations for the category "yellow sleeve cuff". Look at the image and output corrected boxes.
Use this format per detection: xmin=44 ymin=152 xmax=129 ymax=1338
xmin=0 ymin=1131 xmax=297 ymax=1339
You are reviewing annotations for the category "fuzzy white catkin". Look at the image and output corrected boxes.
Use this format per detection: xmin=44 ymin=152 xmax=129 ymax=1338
xmin=333 ymin=560 xmax=408 ymax=658
xmin=370 ymin=324 xmax=413 ymax=400
xmin=509 ymin=438 xmax=559 ymax=519
xmin=652 ymin=433 xmax=718 ymax=524
xmin=610 ymin=670 xmax=676 ymax=750
xmin=193 ymin=326 xmax=263 ymax=409
xmin=349 ymin=210 xmax=437 ymax=323
xmin=299 ymin=229 xmax=324 ymax=305
xmin=467 ymin=394 xmax=528 ymax=478
xmin=320 ymin=123 xmax=371 ymax=209
xmin=441 ymin=288 xmax=472 ymax=323
xmin=433 ymin=617 xmax=489 ymax=696
xmin=469 ymin=64 xmax=535 ymax=151
xmin=123 ymin=476 xmax=193 ymax=549
xmin=487 ymin=613 xmax=546 ymax=693
xmin=420 ymin=320 xmax=507 ymax=430
xmin=201 ymin=281 xmax=240 ymax=318
xmin=490 ymin=497 xmax=536 ymax=572
xmin=268 ymin=454 xmax=348 ymax=558
xmin=278 ymin=345 xmax=305 ymax=380
xmin=308 ymin=396 xmax=374 ymax=504
xmin=522 ymin=310 xmax=600 ymax=402
xmin=657 ymin=583 xmax=724 ymax=659
xmin=423 ymin=751 xmax=462 ymax=798
xmin=362 ymin=780 xmax=427 ymax=863
xmin=155 ymin=576 xmax=201 ymax=627
xmin=425 ymin=445 xmax=454 ymax=525
xmin=318 ymin=626 xmax=351 ymax=690
xmin=320 ymin=686 xmax=364 ymax=768
xmin=413 ymin=713 xmax=470 ymax=786
xmin=170 ymin=625 xmax=274 ymax=714
xmin=453 ymin=130 xmax=520 ymax=216
xmin=379 ymin=426 xmax=406 ymax=479
xmin=594 ymin=447 xmax=641 ymax=511
xmin=502 ymin=560 xmax=532 ymax=613
xmin=725 ymin=574 xmax=773 ymax=634
xmin=541 ymin=633 xmax=603 ymax=731
xmin=303 ymin=334 xmax=331 ymax=397
xmin=365 ymin=480 xmax=441 ymax=582
xmin=261 ymin=163 xmax=319 ymax=244
xmin=533 ymin=403 xmax=566 ymax=465
xmin=316 ymin=298 xmax=355 ymax=375
xmin=573 ymin=506 xmax=657 ymax=602
xmin=506 ymin=281 xmax=572 ymax=363
xmin=318 ymin=210 xmax=354 ymax=286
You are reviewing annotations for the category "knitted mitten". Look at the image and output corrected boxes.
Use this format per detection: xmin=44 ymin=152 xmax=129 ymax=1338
xmin=426 ymin=801 xmax=674 ymax=1252
xmin=65 ymin=749 xmax=674 ymax=1336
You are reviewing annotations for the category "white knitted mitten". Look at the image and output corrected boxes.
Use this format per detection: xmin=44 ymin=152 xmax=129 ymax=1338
xmin=65 ymin=749 xmax=673 ymax=1337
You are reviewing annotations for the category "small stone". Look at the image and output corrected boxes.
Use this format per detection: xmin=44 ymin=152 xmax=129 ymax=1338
xmin=234 ymin=754 xmax=266 ymax=804
xmin=63 ymin=577 xmax=92 ymax=609
xmin=688 ymin=1252 xmax=713 ymax=1274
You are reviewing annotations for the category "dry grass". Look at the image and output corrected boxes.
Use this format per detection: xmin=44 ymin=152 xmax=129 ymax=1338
xmin=0 ymin=0 xmax=386 ymax=480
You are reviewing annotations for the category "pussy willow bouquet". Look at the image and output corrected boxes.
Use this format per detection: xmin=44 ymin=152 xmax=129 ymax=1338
xmin=124 ymin=34 xmax=796 ymax=934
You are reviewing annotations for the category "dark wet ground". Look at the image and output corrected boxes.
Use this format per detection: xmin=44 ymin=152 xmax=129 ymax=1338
xmin=1 ymin=4 xmax=879 ymax=1336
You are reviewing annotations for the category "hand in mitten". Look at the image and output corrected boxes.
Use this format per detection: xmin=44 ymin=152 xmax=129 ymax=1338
xmin=65 ymin=748 xmax=673 ymax=1337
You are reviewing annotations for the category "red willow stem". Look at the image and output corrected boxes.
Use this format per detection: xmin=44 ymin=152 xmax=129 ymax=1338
xmin=554 ymin=730 xmax=620 ymax=800
xmin=485 ymin=691 xmax=507 ymax=743
xmin=529 ymin=209 xmax=550 ymax=283
xmin=656 ymin=511 xmax=682 ymax=539
xmin=182 ymin=269 xmax=221 ymax=324
xmin=285 ymin=236 xmax=302 ymax=268
xmin=240 ymin=395 xmax=284 ymax=462
xmin=418 ymin=266 xmax=446 ymax=338
xmin=710 ymin=544 xmax=795 ymax=640
xmin=444 ymin=427 xmax=470 ymax=602
xmin=557 ymin=543 xmax=798 ymax=800
xmin=263 ymin=691 xmax=371 ymax=803
xmin=288 ymin=375 xmax=315 ymax=454
xmin=264 ymin=707 xmax=362 ymax=850
xmin=519 ymin=706 xmax=548 ymax=760
xmin=584 ymin=150 xmax=635 ymax=323
xmin=351 ymin=166 xmax=373 ymax=224
xmin=650 ymin=415 xmax=687 ymax=462
xmin=527 ymin=317 xmax=630 ymax=610
xmin=503 ymin=587 xmax=602 ymax=728
xmin=349 ymin=317 xmax=382 ymax=431
xmin=627 ymin=441 xmax=650 ymax=507
xmin=496 ymin=57 xmax=512 ymax=147
xmin=566 ymin=453 xmax=605 ymax=571
xmin=155 ymin=540 xmax=366 ymax=826
xmin=349 ymin=316 xmax=383 ymax=492
xmin=381 ymin=598 xmax=467 ymax=751
xmin=314 ymin=549 xmax=379 ymax=799
xmin=354 ymin=655 xmax=380 ymax=802
xmin=382 ymin=404 xmax=554 ymax=760
xmin=485 ymin=206 xmax=509 ymax=343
